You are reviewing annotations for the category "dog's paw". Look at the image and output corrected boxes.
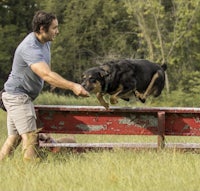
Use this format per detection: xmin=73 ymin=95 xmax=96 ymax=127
xmin=99 ymin=101 xmax=109 ymax=109
xmin=103 ymin=103 xmax=109 ymax=110
xmin=139 ymin=98 xmax=146 ymax=103
xmin=110 ymin=97 xmax=118 ymax=105
xmin=135 ymin=90 xmax=141 ymax=98
xmin=121 ymin=98 xmax=130 ymax=102
xmin=135 ymin=91 xmax=146 ymax=103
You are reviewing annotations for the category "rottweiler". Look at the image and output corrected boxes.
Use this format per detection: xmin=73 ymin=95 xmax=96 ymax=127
xmin=81 ymin=59 xmax=167 ymax=109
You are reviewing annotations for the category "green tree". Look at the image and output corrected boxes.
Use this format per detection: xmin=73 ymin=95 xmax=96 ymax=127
xmin=1 ymin=0 xmax=200 ymax=99
xmin=0 ymin=0 xmax=39 ymax=87
xmin=124 ymin=0 xmax=200 ymax=92
xmin=49 ymin=0 xmax=137 ymax=85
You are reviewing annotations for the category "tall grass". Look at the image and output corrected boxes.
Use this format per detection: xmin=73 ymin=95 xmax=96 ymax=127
xmin=1 ymin=145 xmax=200 ymax=191
xmin=1 ymin=92 xmax=200 ymax=191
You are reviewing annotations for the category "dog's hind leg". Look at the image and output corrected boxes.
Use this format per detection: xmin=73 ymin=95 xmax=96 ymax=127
xmin=135 ymin=72 xmax=159 ymax=103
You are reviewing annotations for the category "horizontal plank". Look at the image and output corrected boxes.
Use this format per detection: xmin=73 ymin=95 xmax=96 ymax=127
xmin=36 ymin=106 xmax=200 ymax=136
xmin=35 ymin=105 xmax=200 ymax=114
xmin=39 ymin=142 xmax=200 ymax=149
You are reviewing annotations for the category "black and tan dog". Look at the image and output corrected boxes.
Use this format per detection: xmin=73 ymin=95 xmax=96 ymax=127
xmin=81 ymin=59 xmax=167 ymax=109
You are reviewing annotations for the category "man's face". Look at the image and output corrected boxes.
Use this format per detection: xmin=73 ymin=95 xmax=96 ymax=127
xmin=41 ymin=19 xmax=59 ymax=42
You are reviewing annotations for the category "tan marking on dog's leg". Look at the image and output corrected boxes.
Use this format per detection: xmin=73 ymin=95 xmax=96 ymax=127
xmin=110 ymin=85 xmax=123 ymax=104
xmin=135 ymin=72 xmax=159 ymax=102
xmin=119 ymin=90 xmax=133 ymax=100
xmin=110 ymin=96 xmax=118 ymax=104
xmin=91 ymin=81 xmax=109 ymax=109
xmin=96 ymin=92 xmax=109 ymax=109
xmin=134 ymin=90 xmax=142 ymax=98
xmin=143 ymin=72 xmax=159 ymax=98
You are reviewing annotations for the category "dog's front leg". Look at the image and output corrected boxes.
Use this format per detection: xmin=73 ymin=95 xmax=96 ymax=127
xmin=96 ymin=92 xmax=109 ymax=109
xmin=110 ymin=85 xmax=123 ymax=105
xmin=134 ymin=90 xmax=146 ymax=103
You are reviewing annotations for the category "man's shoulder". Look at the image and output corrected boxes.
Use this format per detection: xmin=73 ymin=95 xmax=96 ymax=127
xmin=17 ymin=33 xmax=35 ymax=50
xmin=23 ymin=33 xmax=38 ymax=46
xmin=19 ymin=33 xmax=45 ymax=54
xmin=23 ymin=33 xmax=50 ymax=49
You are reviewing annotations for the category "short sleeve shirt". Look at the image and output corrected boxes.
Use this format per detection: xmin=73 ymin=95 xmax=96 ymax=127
xmin=4 ymin=32 xmax=51 ymax=100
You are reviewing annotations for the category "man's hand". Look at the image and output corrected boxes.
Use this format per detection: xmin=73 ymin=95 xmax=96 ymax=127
xmin=72 ymin=83 xmax=90 ymax=97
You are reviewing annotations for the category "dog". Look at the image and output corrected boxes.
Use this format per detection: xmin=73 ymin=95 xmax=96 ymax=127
xmin=39 ymin=133 xmax=76 ymax=153
xmin=81 ymin=59 xmax=167 ymax=109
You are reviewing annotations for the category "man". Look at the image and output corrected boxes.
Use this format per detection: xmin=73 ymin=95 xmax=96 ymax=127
xmin=0 ymin=10 xmax=89 ymax=161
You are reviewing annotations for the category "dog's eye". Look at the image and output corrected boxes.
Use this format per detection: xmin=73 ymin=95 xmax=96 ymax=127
xmin=82 ymin=75 xmax=86 ymax=79
xmin=89 ymin=78 xmax=96 ymax=83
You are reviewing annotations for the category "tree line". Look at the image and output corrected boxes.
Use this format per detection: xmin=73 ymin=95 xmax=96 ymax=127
xmin=1 ymin=0 xmax=200 ymax=96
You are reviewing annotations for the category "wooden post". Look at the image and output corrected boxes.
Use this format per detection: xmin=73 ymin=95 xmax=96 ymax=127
xmin=157 ymin=111 xmax=165 ymax=149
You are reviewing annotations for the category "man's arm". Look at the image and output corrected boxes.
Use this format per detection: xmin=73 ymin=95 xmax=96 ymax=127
xmin=30 ymin=62 xmax=89 ymax=97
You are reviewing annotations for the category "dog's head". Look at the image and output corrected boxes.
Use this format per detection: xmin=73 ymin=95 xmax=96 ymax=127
xmin=81 ymin=66 xmax=110 ymax=93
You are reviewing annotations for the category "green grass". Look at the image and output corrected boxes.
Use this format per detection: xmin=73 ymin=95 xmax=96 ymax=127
xmin=1 ymin=92 xmax=200 ymax=191
xmin=1 ymin=143 xmax=200 ymax=191
xmin=34 ymin=90 xmax=200 ymax=107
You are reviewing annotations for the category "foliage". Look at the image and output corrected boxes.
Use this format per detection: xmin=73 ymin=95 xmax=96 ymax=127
xmin=124 ymin=0 xmax=200 ymax=91
xmin=181 ymin=71 xmax=200 ymax=94
xmin=0 ymin=0 xmax=39 ymax=87
xmin=49 ymin=0 xmax=136 ymax=84
xmin=1 ymin=0 xmax=200 ymax=101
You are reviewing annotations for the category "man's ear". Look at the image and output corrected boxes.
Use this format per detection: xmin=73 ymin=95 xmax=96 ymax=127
xmin=39 ymin=26 xmax=45 ymax=33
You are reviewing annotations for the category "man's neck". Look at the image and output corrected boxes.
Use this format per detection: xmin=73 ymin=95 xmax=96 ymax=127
xmin=34 ymin=32 xmax=45 ymax=44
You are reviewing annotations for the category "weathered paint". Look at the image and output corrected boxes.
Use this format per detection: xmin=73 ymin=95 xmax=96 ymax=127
xmin=36 ymin=106 xmax=200 ymax=136
xmin=76 ymin=124 xmax=105 ymax=131
xmin=35 ymin=105 xmax=200 ymax=149
xmin=118 ymin=114 xmax=158 ymax=128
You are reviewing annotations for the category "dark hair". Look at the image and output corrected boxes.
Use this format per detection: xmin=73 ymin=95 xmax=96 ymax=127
xmin=32 ymin=10 xmax=57 ymax=33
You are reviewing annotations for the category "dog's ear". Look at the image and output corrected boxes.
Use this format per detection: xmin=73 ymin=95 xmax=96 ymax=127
xmin=99 ymin=70 xmax=109 ymax=77
xmin=99 ymin=65 xmax=110 ymax=77
xmin=101 ymin=65 xmax=110 ymax=71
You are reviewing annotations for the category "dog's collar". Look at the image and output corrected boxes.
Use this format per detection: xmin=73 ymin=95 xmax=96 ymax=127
xmin=103 ymin=74 xmax=111 ymax=93
xmin=103 ymin=83 xmax=109 ymax=93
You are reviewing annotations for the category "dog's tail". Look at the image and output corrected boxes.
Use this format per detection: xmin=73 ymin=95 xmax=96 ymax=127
xmin=161 ymin=63 xmax=167 ymax=71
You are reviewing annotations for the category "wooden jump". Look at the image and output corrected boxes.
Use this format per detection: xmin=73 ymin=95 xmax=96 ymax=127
xmin=35 ymin=105 xmax=200 ymax=150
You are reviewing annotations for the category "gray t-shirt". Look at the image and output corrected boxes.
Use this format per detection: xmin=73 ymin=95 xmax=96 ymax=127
xmin=4 ymin=32 xmax=51 ymax=100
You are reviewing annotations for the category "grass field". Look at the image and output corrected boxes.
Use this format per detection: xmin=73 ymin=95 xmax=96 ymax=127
xmin=1 ymin=92 xmax=200 ymax=191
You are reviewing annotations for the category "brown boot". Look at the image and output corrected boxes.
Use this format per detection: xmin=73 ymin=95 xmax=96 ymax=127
xmin=21 ymin=131 xmax=39 ymax=162
xmin=0 ymin=135 xmax=21 ymax=161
